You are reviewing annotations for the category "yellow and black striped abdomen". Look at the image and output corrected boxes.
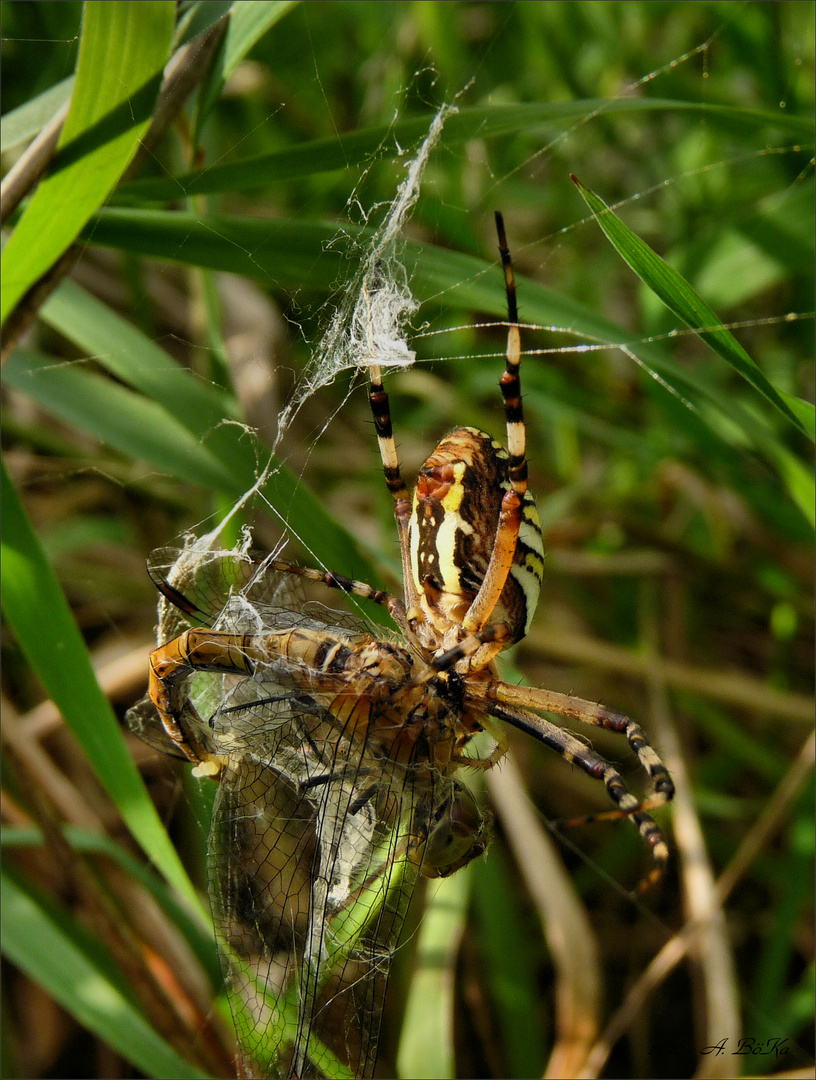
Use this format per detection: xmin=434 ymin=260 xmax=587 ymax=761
xmin=409 ymin=427 xmax=543 ymax=643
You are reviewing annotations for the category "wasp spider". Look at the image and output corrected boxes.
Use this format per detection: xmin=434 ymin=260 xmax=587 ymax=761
xmin=138 ymin=212 xmax=674 ymax=1080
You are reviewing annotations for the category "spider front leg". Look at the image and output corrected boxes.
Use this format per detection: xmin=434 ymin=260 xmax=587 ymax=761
xmin=367 ymin=360 xmax=427 ymax=638
xmin=148 ymin=625 xmax=337 ymax=762
xmin=457 ymin=211 xmax=540 ymax=642
xmin=148 ymin=627 xmax=257 ymax=763
xmin=375 ymin=217 xmax=543 ymax=663
xmin=261 ymin=559 xmax=413 ymax=634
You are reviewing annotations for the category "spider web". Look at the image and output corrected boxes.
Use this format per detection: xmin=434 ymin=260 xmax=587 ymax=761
xmin=169 ymin=98 xmax=459 ymax=585
xmin=276 ymin=101 xmax=456 ymax=436
xmin=149 ymin=19 xmax=812 ymax=1078
xmin=178 ymin=54 xmax=813 ymax=588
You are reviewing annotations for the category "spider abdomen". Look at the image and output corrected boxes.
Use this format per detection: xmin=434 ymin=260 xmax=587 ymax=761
xmin=410 ymin=426 xmax=544 ymax=643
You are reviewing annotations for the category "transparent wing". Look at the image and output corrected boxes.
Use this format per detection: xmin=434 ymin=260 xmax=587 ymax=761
xmin=146 ymin=546 xmax=308 ymax=641
xmin=125 ymin=693 xmax=187 ymax=757
xmin=209 ymin=682 xmax=422 ymax=1080
xmin=146 ymin=547 xmax=380 ymax=643
xmin=135 ymin=546 xmax=428 ymax=1079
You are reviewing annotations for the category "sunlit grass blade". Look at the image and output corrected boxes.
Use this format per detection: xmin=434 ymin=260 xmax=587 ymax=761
xmin=0 ymin=2 xmax=175 ymax=324
xmin=397 ymin=868 xmax=472 ymax=1079
xmin=41 ymin=278 xmax=242 ymax=427
xmin=762 ymin=438 xmax=816 ymax=528
xmin=1 ymin=866 xmax=211 ymax=1080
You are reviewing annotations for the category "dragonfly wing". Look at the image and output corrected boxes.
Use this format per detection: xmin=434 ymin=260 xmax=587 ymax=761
xmin=124 ymin=692 xmax=217 ymax=761
xmin=208 ymin=686 xmax=421 ymax=1080
xmin=147 ymin=546 xmax=308 ymax=632
xmin=124 ymin=693 xmax=185 ymax=757
xmin=139 ymin=544 xmax=426 ymax=1077
xmin=147 ymin=546 xmax=377 ymax=640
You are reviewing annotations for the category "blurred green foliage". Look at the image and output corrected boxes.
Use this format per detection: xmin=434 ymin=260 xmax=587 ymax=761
xmin=1 ymin=2 xmax=813 ymax=1078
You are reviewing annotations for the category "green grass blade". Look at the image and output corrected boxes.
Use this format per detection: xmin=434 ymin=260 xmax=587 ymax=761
xmin=193 ymin=2 xmax=299 ymax=138
xmin=174 ymin=0 xmax=233 ymax=48
xmin=396 ymin=868 xmax=472 ymax=1080
xmin=0 ymin=461 xmax=202 ymax=915
xmin=1 ymin=866 xmax=210 ymax=1080
xmin=3 ymin=825 xmax=220 ymax=985
xmin=40 ymin=279 xmax=243 ymax=425
xmin=471 ymin=852 xmax=547 ymax=1078
xmin=222 ymin=0 xmax=299 ymax=77
xmin=751 ymin=794 xmax=814 ymax=1045
xmin=763 ymin=439 xmax=816 ymax=529
xmin=4 ymin=349 xmax=245 ymax=494
xmin=1 ymin=2 xmax=175 ymax=324
xmin=571 ymin=175 xmax=812 ymax=440
xmin=84 ymin=208 xmax=350 ymax=284
xmin=34 ymin=279 xmax=388 ymax=589
xmin=778 ymin=390 xmax=816 ymax=440
xmin=121 ymin=98 xmax=813 ymax=200
xmin=80 ymin=208 xmax=812 ymax=500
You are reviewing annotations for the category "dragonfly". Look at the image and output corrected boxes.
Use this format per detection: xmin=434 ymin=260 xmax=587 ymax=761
xmin=127 ymin=543 xmax=489 ymax=1079
xmin=127 ymin=214 xmax=673 ymax=1079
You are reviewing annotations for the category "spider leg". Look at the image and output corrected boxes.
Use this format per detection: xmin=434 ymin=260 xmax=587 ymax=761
xmin=438 ymin=624 xmax=509 ymax=672
xmin=491 ymin=700 xmax=670 ymax=891
xmin=366 ymin=357 xmax=425 ymax=626
xmin=460 ymin=485 xmax=523 ymax=637
xmin=149 ymin=624 xmax=439 ymax=780
xmin=461 ymin=212 xmax=537 ymax=639
xmin=260 ymin=559 xmax=414 ymax=634
xmin=491 ymin=681 xmax=674 ymax=804
xmin=155 ymin=699 xmax=211 ymax=765
xmin=402 ymin=625 xmax=509 ymax=685
xmin=494 ymin=210 xmax=527 ymax=500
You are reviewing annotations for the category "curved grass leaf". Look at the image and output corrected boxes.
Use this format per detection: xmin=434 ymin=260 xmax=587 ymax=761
xmin=0 ymin=461 xmax=202 ymax=915
xmin=571 ymin=175 xmax=813 ymax=440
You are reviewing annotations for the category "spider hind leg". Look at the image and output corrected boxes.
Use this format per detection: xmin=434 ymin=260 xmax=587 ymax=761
xmin=492 ymin=700 xmax=671 ymax=891
xmin=495 ymin=681 xmax=675 ymax=805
